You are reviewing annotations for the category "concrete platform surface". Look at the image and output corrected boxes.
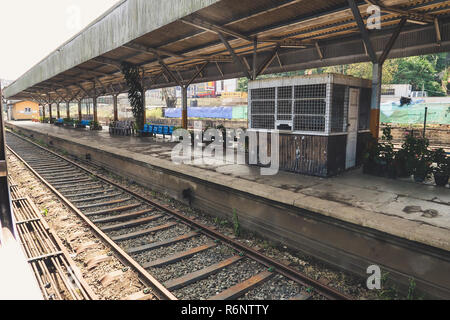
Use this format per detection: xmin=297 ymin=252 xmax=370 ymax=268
xmin=7 ymin=121 xmax=450 ymax=252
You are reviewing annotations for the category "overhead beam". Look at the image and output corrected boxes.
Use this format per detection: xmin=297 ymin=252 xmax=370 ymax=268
xmin=348 ymin=0 xmax=377 ymax=63
xmin=122 ymin=43 xmax=232 ymax=63
xmin=434 ymin=18 xmax=442 ymax=45
xmin=379 ymin=17 xmax=407 ymax=65
xmin=365 ymin=0 xmax=434 ymax=24
xmin=181 ymin=16 xmax=252 ymax=42
xmin=255 ymin=45 xmax=280 ymax=78
xmin=186 ymin=62 xmax=208 ymax=87
xmin=217 ymin=32 xmax=252 ymax=79
xmin=154 ymin=52 xmax=183 ymax=87
xmin=93 ymin=57 xmax=123 ymax=70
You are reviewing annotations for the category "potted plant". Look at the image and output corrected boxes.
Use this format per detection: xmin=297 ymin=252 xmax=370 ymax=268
xmin=363 ymin=136 xmax=382 ymax=176
xmin=411 ymin=137 xmax=431 ymax=183
xmin=394 ymin=148 xmax=410 ymax=178
xmin=379 ymin=126 xmax=396 ymax=178
xmin=413 ymin=158 xmax=431 ymax=183
xmin=432 ymin=148 xmax=449 ymax=187
xmin=90 ymin=121 xmax=103 ymax=131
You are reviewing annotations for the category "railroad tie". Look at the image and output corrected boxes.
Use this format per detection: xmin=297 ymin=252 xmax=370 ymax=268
xmin=77 ymin=197 xmax=133 ymax=210
xmin=75 ymin=242 xmax=98 ymax=254
xmin=111 ymin=222 xmax=177 ymax=242
xmin=143 ymin=243 xmax=216 ymax=269
xmin=163 ymin=255 xmax=243 ymax=291
xmin=208 ymin=271 xmax=274 ymax=300
xmin=126 ymin=290 xmax=154 ymax=301
xmin=85 ymin=203 xmax=141 ymax=216
xmin=126 ymin=231 xmax=198 ymax=255
xmin=92 ymin=208 xmax=155 ymax=224
xmin=100 ymin=214 xmax=163 ymax=232
xmin=86 ymin=254 xmax=113 ymax=270
xmin=100 ymin=270 xmax=125 ymax=287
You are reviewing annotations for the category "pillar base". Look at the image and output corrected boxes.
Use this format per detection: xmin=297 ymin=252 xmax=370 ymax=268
xmin=370 ymin=109 xmax=380 ymax=140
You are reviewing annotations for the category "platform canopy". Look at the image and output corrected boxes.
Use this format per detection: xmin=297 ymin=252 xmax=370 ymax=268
xmin=3 ymin=0 xmax=450 ymax=102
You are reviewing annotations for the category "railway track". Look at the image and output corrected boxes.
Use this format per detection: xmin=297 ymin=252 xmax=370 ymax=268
xmin=9 ymin=177 xmax=96 ymax=300
xmin=6 ymin=131 xmax=351 ymax=301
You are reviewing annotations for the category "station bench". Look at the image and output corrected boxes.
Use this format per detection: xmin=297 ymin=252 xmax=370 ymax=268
xmin=141 ymin=124 xmax=175 ymax=139
xmin=76 ymin=120 xmax=92 ymax=129
xmin=109 ymin=121 xmax=134 ymax=136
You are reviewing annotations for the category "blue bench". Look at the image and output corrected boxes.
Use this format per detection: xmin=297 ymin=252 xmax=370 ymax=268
xmin=141 ymin=124 xmax=174 ymax=138
xmin=81 ymin=120 xmax=91 ymax=126
xmin=54 ymin=118 xmax=64 ymax=126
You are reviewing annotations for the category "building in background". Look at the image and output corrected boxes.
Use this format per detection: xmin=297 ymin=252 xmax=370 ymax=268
xmin=7 ymin=100 xmax=40 ymax=121
xmin=381 ymin=84 xmax=412 ymax=98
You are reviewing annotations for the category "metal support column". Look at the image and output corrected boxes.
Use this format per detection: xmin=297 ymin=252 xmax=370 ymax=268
xmin=56 ymin=103 xmax=60 ymax=119
xmin=113 ymin=94 xmax=119 ymax=121
xmin=182 ymin=86 xmax=188 ymax=129
xmin=93 ymin=97 xmax=98 ymax=123
xmin=78 ymin=101 xmax=82 ymax=121
xmin=42 ymin=105 xmax=46 ymax=119
xmin=48 ymin=103 xmax=53 ymax=122
xmin=66 ymin=102 xmax=70 ymax=119
xmin=370 ymin=63 xmax=382 ymax=139
xmin=142 ymin=89 xmax=147 ymax=127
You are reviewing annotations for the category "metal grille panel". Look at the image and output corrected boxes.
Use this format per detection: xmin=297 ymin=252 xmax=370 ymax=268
xmin=251 ymin=101 xmax=275 ymax=114
xmin=294 ymin=115 xmax=326 ymax=132
xmin=330 ymin=84 xmax=347 ymax=133
xmin=294 ymin=84 xmax=327 ymax=99
xmin=251 ymin=88 xmax=276 ymax=100
xmin=277 ymin=86 xmax=292 ymax=100
xmin=294 ymin=100 xmax=326 ymax=115
xmin=252 ymin=115 xmax=275 ymax=129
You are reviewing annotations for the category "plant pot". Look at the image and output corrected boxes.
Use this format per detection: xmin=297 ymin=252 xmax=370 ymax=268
xmin=434 ymin=173 xmax=449 ymax=187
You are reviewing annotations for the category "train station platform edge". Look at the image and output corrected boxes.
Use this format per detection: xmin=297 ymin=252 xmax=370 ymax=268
xmin=6 ymin=121 xmax=450 ymax=252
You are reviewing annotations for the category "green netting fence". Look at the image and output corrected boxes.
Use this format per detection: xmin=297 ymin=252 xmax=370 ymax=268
xmin=380 ymin=103 xmax=450 ymax=125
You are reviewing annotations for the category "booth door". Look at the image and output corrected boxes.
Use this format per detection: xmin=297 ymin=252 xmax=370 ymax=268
xmin=346 ymin=88 xmax=360 ymax=169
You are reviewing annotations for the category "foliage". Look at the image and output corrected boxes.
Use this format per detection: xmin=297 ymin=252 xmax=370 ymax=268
xmin=121 ymin=62 xmax=145 ymax=131
xmin=432 ymin=148 xmax=450 ymax=176
xmin=321 ymin=60 xmax=398 ymax=84
xmin=147 ymin=108 xmax=163 ymax=119
xmin=238 ymin=53 xmax=448 ymax=97
xmin=401 ymin=133 xmax=431 ymax=178
xmin=363 ymin=126 xmax=395 ymax=176
xmin=232 ymin=208 xmax=240 ymax=237
xmin=364 ymin=128 xmax=435 ymax=181
xmin=393 ymin=55 xmax=446 ymax=96
xmin=90 ymin=121 xmax=103 ymax=131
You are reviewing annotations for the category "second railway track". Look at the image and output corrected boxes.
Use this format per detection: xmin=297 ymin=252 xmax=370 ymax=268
xmin=6 ymin=131 xmax=351 ymax=301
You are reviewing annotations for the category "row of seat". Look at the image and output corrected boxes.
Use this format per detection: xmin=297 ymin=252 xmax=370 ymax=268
xmin=54 ymin=119 xmax=92 ymax=125
xmin=109 ymin=121 xmax=134 ymax=136
xmin=142 ymin=124 xmax=175 ymax=138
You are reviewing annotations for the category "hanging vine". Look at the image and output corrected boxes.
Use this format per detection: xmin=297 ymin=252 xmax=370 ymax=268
xmin=121 ymin=62 xmax=145 ymax=132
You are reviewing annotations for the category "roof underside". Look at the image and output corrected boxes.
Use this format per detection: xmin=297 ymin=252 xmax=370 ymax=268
xmin=4 ymin=0 xmax=450 ymax=102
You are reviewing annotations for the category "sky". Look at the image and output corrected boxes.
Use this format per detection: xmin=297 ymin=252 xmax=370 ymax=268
xmin=0 ymin=0 xmax=120 ymax=81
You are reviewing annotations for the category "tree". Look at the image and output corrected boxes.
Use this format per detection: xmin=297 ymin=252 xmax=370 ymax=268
xmin=393 ymin=55 xmax=446 ymax=96
xmin=321 ymin=60 xmax=398 ymax=84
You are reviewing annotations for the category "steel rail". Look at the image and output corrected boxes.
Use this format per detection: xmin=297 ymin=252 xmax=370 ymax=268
xmin=6 ymin=141 xmax=176 ymax=301
xmin=7 ymin=131 xmax=351 ymax=300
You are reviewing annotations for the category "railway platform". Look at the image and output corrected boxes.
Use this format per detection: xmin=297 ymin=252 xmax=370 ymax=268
xmin=5 ymin=121 xmax=450 ymax=299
